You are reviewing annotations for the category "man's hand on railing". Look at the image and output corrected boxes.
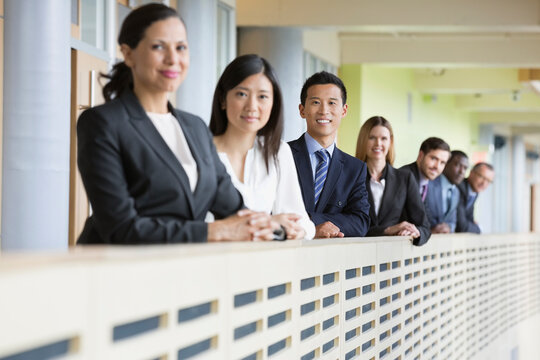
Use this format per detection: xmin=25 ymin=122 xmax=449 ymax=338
xmin=315 ymin=221 xmax=344 ymax=238
xmin=383 ymin=221 xmax=420 ymax=238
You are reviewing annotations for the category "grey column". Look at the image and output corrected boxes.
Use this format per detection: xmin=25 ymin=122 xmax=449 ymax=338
xmin=512 ymin=135 xmax=527 ymax=232
xmin=2 ymin=0 xmax=71 ymax=250
xmin=177 ymin=0 xmax=217 ymax=123
xmin=238 ymin=27 xmax=305 ymax=141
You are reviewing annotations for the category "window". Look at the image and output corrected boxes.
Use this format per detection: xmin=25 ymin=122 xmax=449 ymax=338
xmin=217 ymin=2 xmax=235 ymax=78
xmin=303 ymin=51 xmax=337 ymax=79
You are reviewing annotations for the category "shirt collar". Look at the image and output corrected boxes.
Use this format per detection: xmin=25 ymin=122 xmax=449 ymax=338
xmin=467 ymin=181 xmax=478 ymax=197
xmin=418 ymin=175 xmax=429 ymax=188
xmin=305 ymin=132 xmax=335 ymax=158
xmin=440 ymin=174 xmax=456 ymax=191
xmin=369 ymin=164 xmax=389 ymax=181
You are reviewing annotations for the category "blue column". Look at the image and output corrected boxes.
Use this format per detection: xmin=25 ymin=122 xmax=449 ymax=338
xmin=512 ymin=135 xmax=526 ymax=232
xmin=238 ymin=27 xmax=304 ymax=141
xmin=2 ymin=0 xmax=70 ymax=250
xmin=176 ymin=0 xmax=217 ymax=123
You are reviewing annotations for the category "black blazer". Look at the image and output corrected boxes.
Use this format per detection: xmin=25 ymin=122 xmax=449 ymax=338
xmin=288 ymin=134 xmax=370 ymax=237
xmin=77 ymin=90 xmax=243 ymax=244
xmin=456 ymin=179 xmax=481 ymax=233
xmin=366 ymin=165 xmax=431 ymax=246
xmin=399 ymin=161 xmax=433 ymax=221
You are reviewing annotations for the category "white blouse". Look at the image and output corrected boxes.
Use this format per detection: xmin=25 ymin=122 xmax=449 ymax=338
xmin=218 ymin=139 xmax=315 ymax=240
xmin=370 ymin=178 xmax=386 ymax=216
xmin=147 ymin=112 xmax=198 ymax=192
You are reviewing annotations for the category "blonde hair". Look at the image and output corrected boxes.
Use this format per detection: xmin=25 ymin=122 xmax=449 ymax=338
xmin=355 ymin=116 xmax=395 ymax=165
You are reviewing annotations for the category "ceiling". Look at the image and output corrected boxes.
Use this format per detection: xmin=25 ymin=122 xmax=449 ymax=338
xmin=236 ymin=0 xmax=540 ymax=142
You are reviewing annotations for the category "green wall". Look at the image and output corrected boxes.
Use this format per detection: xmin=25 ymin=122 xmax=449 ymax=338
xmin=338 ymin=64 xmax=476 ymax=167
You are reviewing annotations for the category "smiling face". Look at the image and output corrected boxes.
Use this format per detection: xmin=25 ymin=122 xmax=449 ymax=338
xmin=468 ymin=164 xmax=494 ymax=193
xmin=223 ymin=72 xmax=274 ymax=135
xmin=299 ymin=84 xmax=348 ymax=147
xmin=365 ymin=125 xmax=392 ymax=162
xmin=417 ymin=149 xmax=450 ymax=180
xmin=122 ymin=17 xmax=189 ymax=97
xmin=443 ymin=155 xmax=469 ymax=185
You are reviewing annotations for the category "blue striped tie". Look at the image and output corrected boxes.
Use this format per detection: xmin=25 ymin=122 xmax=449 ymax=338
xmin=314 ymin=149 xmax=329 ymax=205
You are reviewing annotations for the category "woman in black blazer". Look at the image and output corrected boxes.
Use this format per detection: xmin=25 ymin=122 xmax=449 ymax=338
xmin=77 ymin=4 xmax=274 ymax=244
xmin=355 ymin=116 xmax=430 ymax=246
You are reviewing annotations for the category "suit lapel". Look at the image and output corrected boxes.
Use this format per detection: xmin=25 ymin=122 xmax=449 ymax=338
xmin=290 ymin=135 xmax=316 ymax=212
xmin=366 ymin=177 xmax=378 ymax=224
xmin=410 ymin=162 xmax=420 ymax=183
xmin=377 ymin=165 xmax=399 ymax=221
xmin=431 ymin=177 xmax=443 ymax=218
xmin=171 ymin=108 xmax=212 ymax=217
xmin=315 ymin=148 xmax=343 ymax=212
xmin=122 ymin=92 xmax=195 ymax=215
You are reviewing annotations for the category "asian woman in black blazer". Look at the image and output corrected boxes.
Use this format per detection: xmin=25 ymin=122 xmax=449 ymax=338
xmin=355 ymin=116 xmax=431 ymax=246
xmin=77 ymin=4 xmax=274 ymax=244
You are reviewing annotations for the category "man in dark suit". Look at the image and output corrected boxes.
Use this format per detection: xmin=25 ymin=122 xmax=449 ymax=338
xmin=426 ymin=150 xmax=469 ymax=233
xmin=400 ymin=137 xmax=450 ymax=205
xmin=288 ymin=71 xmax=370 ymax=238
xmin=456 ymin=162 xmax=495 ymax=233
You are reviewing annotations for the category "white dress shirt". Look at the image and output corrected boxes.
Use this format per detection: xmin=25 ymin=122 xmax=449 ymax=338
xmin=147 ymin=112 xmax=198 ymax=192
xmin=370 ymin=177 xmax=386 ymax=216
xmin=304 ymin=132 xmax=335 ymax=180
xmin=218 ymin=139 xmax=316 ymax=239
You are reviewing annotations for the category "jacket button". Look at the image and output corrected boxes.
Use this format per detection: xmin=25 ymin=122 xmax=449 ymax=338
xmin=338 ymin=201 xmax=342 ymax=206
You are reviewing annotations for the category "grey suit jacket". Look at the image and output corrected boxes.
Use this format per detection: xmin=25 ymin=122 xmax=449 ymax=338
xmin=77 ymin=90 xmax=243 ymax=244
xmin=424 ymin=175 xmax=459 ymax=231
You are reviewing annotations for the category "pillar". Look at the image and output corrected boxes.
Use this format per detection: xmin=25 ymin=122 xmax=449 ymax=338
xmin=512 ymin=135 xmax=527 ymax=232
xmin=176 ymin=0 xmax=217 ymax=123
xmin=1 ymin=0 xmax=70 ymax=250
xmin=238 ymin=27 xmax=305 ymax=141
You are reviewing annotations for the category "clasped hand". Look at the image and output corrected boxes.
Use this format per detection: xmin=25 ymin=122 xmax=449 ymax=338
xmin=272 ymin=213 xmax=306 ymax=240
xmin=384 ymin=221 xmax=420 ymax=238
xmin=208 ymin=209 xmax=278 ymax=242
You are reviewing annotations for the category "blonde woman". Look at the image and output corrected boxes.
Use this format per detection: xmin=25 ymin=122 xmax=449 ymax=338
xmin=356 ymin=116 xmax=430 ymax=246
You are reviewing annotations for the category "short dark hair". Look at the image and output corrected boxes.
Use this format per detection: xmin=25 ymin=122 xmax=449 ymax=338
xmin=300 ymin=71 xmax=347 ymax=106
xmin=210 ymin=54 xmax=283 ymax=172
xmin=102 ymin=3 xmax=183 ymax=102
xmin=419 ymin=137 xmax=450 ymax=154
xmin=472 ymin=162 xmax=494 ymax=172
xmin=449 ymin=150 xmax=468 ymax=162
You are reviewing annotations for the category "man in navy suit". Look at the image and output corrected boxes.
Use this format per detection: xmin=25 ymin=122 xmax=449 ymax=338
xmin=288 ymin=71 xmax=370 ymax=238
xmin=456 ymin=162 xmax=495 ymax=233
xmin=426 ymin=150 xmax=469 ymax=233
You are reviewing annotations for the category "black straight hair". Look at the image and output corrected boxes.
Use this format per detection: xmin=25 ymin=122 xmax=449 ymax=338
xmin=209 ymin=54 xmax=284 ymax=172
xmin=101 ymin=3 xmax=182 ymax=102
xmin=300 ymin=71 xmax=347 ymax=106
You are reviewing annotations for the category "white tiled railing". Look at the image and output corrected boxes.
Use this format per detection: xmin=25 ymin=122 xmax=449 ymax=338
xmin=1 ymin=233 xmax=539 ymax=360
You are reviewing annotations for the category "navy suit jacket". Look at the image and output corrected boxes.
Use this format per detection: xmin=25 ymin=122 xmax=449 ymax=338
xmin=366 ymin=165 xmax=431 ymax=246
xmin=288 ymin=134 xmax=370 ymax=237
xmin=77 ymin=90 xmax=244 ymax=244
xmin=456 ymin=179 xmax=481 ymax=233
xmin=425 ymin=176 xmax=459 ymax=231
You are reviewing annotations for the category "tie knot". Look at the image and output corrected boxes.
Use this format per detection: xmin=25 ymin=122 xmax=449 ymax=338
xmin=316 ymin=149 xmax=329 ymax=162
